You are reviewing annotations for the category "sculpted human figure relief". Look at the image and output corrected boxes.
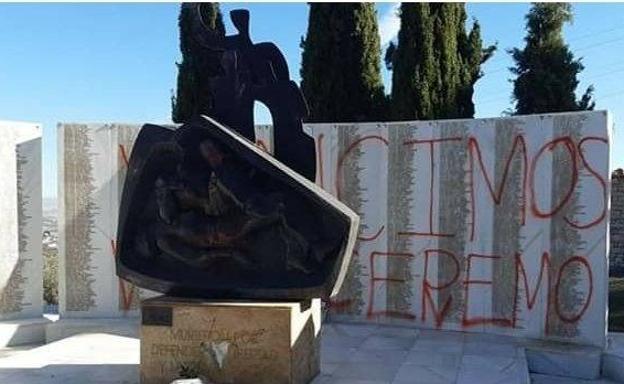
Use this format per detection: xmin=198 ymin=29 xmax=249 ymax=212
xmin=148 ymin=136 xmax=318 ymax=274
xmin=115 ymin=9 xmax=359 ymax=300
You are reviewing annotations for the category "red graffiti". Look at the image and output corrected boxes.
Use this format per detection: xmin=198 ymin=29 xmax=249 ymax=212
xmin=511 ymin=251 xmax=594 ymax=332
xmin=328 ymin=134 xmax=607 ymax=240
xmin=401 ymin=138 xmax=462 ymax=239
xmin=324 ymin=132 xmax=605 ymax=333
xmin=367 ymin=251 xmax=416 ymax=320
xmin=114 ymin=145 xmax=135 ymax=311
xmin=421 ymin=249 xmax=460 ymax=328
xmin=530 ymin=137 xmax=578 ymax=218
xmin=462 ymin=253 xmax=513 ymax=328
xmin=255 ymin=139 xmax=270 ymax=153
xmin=118 ymin=144 xmax=129 ymax=168
xmin=325 ymin=249 xmax=360 ymax=313
xmin=110 ymin=240 xmax=136 ymax=312
xmin=326 ymin=298 xmax=354 ymax=311
xmin=512 ymin=252 xmax=551 ymax=329
xmin=554 ymin=256 xmax=593 ymax=323
xmin=359 ymin=226 xmax=385 ymax=242
xmin=335 ymin=135 xmax=388 ymax=242
xmin=357 ymin=247 xmax=595 ymax=332
xmin=565 ymin=137 xmax=609 ymax=229
xmin=468 ymin=135 xmax=528 ymax=241
xmin=316 ymin=133 xmax=325 ymax=189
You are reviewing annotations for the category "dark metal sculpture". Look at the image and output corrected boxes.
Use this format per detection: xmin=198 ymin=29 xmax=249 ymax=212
xmin=115 ymin=9 xmax=358 ymax=300
xmin=188 ymin=6 xmax=316 ymax=181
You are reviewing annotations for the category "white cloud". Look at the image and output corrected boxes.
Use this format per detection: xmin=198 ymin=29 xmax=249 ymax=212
xmin=378 ymin=3 xmax=401 ymax=47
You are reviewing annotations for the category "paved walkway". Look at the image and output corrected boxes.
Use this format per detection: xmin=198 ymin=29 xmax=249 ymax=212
xmin=316 ymin=323 xmax=528 ymax=384
xmin=317 ymin=323 xmax=617 ymax=384
xmin=0 ymin=322 xmax=618 ymax=384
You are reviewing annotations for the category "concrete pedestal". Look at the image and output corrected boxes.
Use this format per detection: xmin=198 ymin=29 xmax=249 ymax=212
xmin=140 ymin=296 xmax=321 ymax=384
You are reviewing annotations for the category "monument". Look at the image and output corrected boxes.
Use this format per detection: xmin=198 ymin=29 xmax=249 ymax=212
xmin=0 ymin=121 xmax=45 ymax=347
xmin=115 ymin=7 xmax=359 ymax=384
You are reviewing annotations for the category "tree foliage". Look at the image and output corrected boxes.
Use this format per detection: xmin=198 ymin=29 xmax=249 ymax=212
xmin=387 ymin=3 xmax=495 ymax=120
xmin=300 ymin=3 xmax=386 ymax=122
xmin=172 ymin=3 xmax=225 ymax=124
xmin=510 ymin=3 xmax=594 ymax=115
xmin=43 ymin=244 xmax=58 ymax=305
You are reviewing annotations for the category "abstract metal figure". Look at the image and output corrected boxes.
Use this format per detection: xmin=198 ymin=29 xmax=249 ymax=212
xmin=186 ymin=5 xmax=316 ymax=181
xmin=115 ymin=10 xmax=358 ymax=300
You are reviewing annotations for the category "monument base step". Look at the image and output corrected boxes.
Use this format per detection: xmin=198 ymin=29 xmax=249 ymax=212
xmin=525 ymin=341 xmax=603 ymax=380
xmin=602 ymin=332 xmax=624 ymax=383
xmin=45 ymin=317 xmax=139 ymax=343
xmin=0 ymin=317 xmax=50 ymax=347
xmin=531 ymin=373 xmax=619 ymax=383
xmin=140 ymin=296 xmax=321 ymax=384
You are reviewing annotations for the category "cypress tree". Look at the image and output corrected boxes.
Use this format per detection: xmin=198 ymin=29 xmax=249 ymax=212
xmin=300 ymin=4 xmax=385 ymax=122
xmin=510 ymin=3 xmax=594 ymax=115
xmin=388 ymin=3 xmax=494 ymax=120
xmin=172 ymin=3 xmax=226 ymax=123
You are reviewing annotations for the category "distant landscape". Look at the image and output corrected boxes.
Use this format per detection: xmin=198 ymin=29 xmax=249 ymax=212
xmin=42 ymin=196 xmax=57 ymax=309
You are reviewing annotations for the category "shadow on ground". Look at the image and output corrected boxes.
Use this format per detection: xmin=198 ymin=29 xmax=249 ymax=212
xmin=0 ymin=364 xmax=138 ymax=384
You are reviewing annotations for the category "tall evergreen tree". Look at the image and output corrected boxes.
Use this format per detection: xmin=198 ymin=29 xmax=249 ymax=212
xmin=300 ymin=4 xmax=385 ymax=122
xmin=172 ymin=3 xmax=225 ymax=123
xmin=387 ymin=3 xmax=494 ymax=120
xmin=510 ymin=3 xmax=594 ymax=115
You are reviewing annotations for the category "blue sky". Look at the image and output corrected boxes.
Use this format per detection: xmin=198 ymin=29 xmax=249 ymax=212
xmin=0 ymin=3 xmax=622 ymax=199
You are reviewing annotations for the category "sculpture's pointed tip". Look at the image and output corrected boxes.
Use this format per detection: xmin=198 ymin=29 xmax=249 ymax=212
xmin=230 ymin=9 xmax=250 ymax=37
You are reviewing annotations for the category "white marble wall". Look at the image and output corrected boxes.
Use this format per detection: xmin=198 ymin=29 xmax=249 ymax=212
xmin=308 ymin=111 xmax=610 ymax=348
xmin=56 ymin=112 xmax=610 ymax=348
xmin=0 ymin=121 xmax=42 ymax=321
xmin=58 ymin=123 xmax=153 ymax=318
xmin=57 ymin=123 xmax=274 ymax=318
